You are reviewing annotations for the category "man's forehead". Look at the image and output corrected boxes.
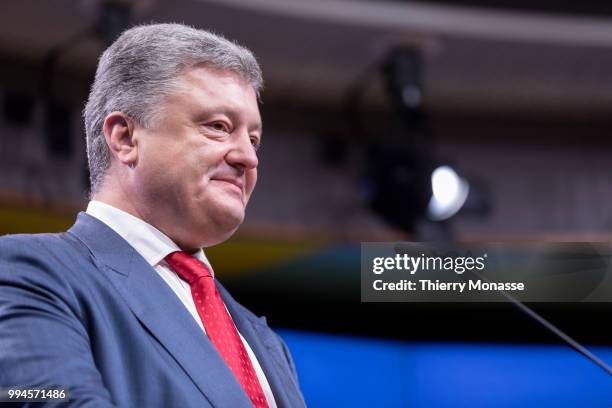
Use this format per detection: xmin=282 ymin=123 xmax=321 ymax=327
xmin=173 ymin=65 xmax=262 ymax=126
xmin=180 ymin=64 xmax=255 ymax=93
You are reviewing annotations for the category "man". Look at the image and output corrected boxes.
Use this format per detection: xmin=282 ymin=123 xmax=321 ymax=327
xmin=0 ymin=23 xmax=306 ymax=407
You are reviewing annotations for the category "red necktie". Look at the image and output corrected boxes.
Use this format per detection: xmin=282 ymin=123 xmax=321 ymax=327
xmin=165 ymin=251 xmax=269 ymax=408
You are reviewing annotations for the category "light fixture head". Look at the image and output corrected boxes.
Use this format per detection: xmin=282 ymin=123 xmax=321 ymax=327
xmin=427 ymin=165 xmax=469 ymax=221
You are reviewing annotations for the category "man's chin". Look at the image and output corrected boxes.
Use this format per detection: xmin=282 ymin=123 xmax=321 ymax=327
xmin=222 ymin=198 xmax=245 ymax=220
xmin=185 ymin=200 xmax=246 ymax=247
xmin=191 ymin=215 xmax=242 ymax=248
xmin=211 ymin=204 xmax=245 ymax=233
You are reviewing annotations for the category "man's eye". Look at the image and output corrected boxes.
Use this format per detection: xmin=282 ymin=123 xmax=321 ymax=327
xmin=208 ymin=122 xmax=229 ymax=132
xmin=250 ymin=137 xmax=261 ymax=151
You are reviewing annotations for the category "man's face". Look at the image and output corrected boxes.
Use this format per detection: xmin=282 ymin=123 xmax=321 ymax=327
xmin=131 ymin=65 xmax=261 ymax=249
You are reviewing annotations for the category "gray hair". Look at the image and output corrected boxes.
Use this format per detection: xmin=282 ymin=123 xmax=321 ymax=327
xmin=83 ymin=23 xmax=263 ymax=194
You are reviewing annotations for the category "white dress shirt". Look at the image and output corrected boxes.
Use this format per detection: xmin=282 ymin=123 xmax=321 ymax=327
xmin=86 ymin=201 xmax=277 ymax=407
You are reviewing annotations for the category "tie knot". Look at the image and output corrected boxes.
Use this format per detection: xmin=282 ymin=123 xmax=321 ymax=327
xmin=164 ymin=251 xmax=212 ymax=285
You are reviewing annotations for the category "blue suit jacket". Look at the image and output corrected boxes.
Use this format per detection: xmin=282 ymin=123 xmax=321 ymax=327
xmin=0 ymin=213 xmax=306 ymax=407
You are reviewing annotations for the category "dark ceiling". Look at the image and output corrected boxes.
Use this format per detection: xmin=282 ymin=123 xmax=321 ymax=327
xmin=2 ymin=0 xmax=612 ymax=118
xmin=401 ymin=0 xmax=612 ymax=17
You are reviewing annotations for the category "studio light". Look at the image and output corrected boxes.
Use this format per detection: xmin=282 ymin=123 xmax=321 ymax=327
xmin=427 ymin=165 xmax=470 ymax=221
xmin=347 ymin=48 xmax=488 ymax=235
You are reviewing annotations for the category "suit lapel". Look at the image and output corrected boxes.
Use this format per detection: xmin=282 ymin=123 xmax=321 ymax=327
xmin=218 ymin=284 xmax=305 ymax=408
xmin=69 ymin=213 xmax=253 ymax=408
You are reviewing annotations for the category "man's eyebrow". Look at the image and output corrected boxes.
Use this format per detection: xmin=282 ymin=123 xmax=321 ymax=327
xmin=250 ymin=121 xmax=263 ymax=134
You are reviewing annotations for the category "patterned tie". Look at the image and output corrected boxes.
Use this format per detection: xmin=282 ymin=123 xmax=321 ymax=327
xmin=165 ymin=251 xmax=269 ymax=408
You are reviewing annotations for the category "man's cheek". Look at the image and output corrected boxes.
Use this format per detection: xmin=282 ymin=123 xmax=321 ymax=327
xmin=246 ymin=168 xmax=257 ymax=187
xmin=242 ymin=173 xmax=256 ymax=204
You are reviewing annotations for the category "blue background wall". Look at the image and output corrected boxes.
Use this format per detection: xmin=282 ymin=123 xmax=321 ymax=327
xmin=279 ymin=329 xmax=612 ymax=407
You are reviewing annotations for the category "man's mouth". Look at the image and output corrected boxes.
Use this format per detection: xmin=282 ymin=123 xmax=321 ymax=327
xmin=212 ymin=177 xmax=244 ymax=197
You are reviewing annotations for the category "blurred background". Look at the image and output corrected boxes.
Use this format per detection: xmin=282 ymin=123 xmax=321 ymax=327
xmin=1 ymin=0 xmax=611 ymax=406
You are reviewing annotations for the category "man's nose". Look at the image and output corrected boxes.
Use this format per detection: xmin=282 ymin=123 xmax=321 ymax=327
xmin=226 ymin=130 xmax=259 ymax=170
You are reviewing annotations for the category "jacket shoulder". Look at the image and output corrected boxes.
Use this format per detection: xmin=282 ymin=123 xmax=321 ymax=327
xmin=0 ymin=231 xmax=95 ymax=317
xmin=0 ymin=231 xmax=92 ymax=265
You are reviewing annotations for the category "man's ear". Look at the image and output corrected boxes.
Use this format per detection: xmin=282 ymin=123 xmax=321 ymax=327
xmin=103 ymin=112 xmax=138 ymax=167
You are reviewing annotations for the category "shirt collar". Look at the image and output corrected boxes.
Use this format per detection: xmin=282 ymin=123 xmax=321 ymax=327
xmin=86 ymin=200 xmax=214 ymax=277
